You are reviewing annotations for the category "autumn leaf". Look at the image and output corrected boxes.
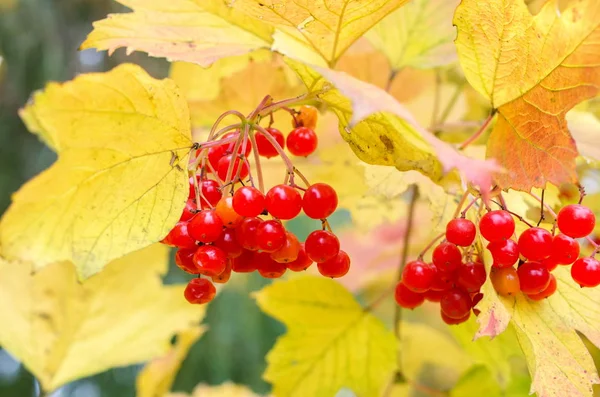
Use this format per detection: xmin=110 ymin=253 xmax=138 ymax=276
xmin=255 ymin=276 xmax=396 ymax=397
xmin=1 ymin=64 xmax=191 ymax=278
xmin=454 ymin=0 xmax=600 ymax=190
xmin=365 ymin=0 xmax=459 ymax=70
xmin=566 ymin=110 xmax=600 ymax=163
xmin=450 ymin=366 xmax=502 ymax=397
xmin=0 ymin=244 xmax=204 ymax=392
xmin=232 ymin=0 xmax=409 ymax=67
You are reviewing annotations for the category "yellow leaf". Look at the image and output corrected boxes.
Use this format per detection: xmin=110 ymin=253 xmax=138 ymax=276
xmin=232 ymin=0 xmax=410 ymax=67
xmin=136 ymin=327 xmax=205 ymax=397
xmin=365 ymin=0 xmax=459 ymax=70
xmin=169 ymin=382 xmax=267 ymax=397
xmin=566 ymin=111 xmax=600 ymax=163
xmin=81 ymin=0 xmax=273 ymax=66
xmin=454 ymin=0 xmax=600 ymax=190
xmin=450 ymin=365 xmax=502 ymax=397
xmin=1 ymin=64 xmax=191 ymax=278
xmin=0 ymin=244 xmax=205 ymax=392
xmin=255 ymin=276 xmax=396 ymax=397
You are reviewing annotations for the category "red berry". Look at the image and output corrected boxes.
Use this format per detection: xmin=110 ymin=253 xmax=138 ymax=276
xmin=265 ymin=184 xmax=302 ymax=220
xmin=215 ymin=196 xmax=243 ymax=228
xmin=517 ymin=261 xmax=550 ymax=294
xmin=557 ymin=204 xmax=596 ymax=238
xmin=551 ymin=234 xmax=580 ymax=265
xmin=161 ymin=221 xmax=197 ymax=249
xmin=446 ymin=218 xmax=476 ymax=247
xmin=256 ymin=220 xmax=287 ymax=252
xmin=431 ymin=270 xmax=456 ymax=291
xmin=394 ymin=282 xmax=425 ymax=309
xmin=286 ymin=126 xmax=318 ymax=157
xmin=179 ymin=198 xmax=197 ymax=222
xmin=518 ymin=227 xmax=552 ymax=261
xmin=527 ymin=274 xmax=557 ymax=300
xmin=207 ymin=145 xmax=228 ymax=171
xmin=254 ymin=252 xmax=287 ymax=278
xmin=541 ymin=256 xmax=559 ymax=272
xmin=479 ymin=210 xmax=515 ymax=242
xmin=305 ymin=230 xmax=340 ymax=263
xmin=255 ymin=127 xmax=285 ymax=158
xmin=184 ymin=278 xmax=216 ymax=304
xmin=571 ymin=257 xmax=600 ymax=287
xmin=217 ymin=154 xmax=249 ymax=181
xmin=487 ymin=239 xmax=519 ymax=268
xmin=441 ymin=310 xmax=470 ymax=325
xmin=317 ymin=250 xmax=351 ymax=278
xmin=199 ymin=179 xmax=222 ymax=209
xmin=231 ymin=250 xmax=256 ymax=273
xmin=302 ymin=183 xmax=338 ymax=219
xmin=432 ymin=242 xmax=462 ymax=273
xmin=490 ymin=267 xmax=520 ymax=297
xmin=224 ymin=131 xmax=252 ymax=157
xmin=235 ymin=217 xmax=263 ymax=251
xmin=212 ymin=259 xmax=233 ymax=284
xmin=424 ymin=289 xmax=445 ymax=302
xmin=232 ymin=186 xmax=265 ymax=217
xmin=401 ymin=260 xmax=437 ymax=293
xmin=214 ymin=228 xmax=243 ymax=258
xmin=440 ymin=287 xmax=472 ymax=319
xmin=175 ymin=248 xmax=199 ymax=274
xmin=187 ymin=210 xmax=224 ymax=243
xmin=193 ymin=245 xmax=228 ymax=277
xmin=457 ymin=261 xmax=486 ymax=292
xmin=271 ymin=232 xmax=301 ymax=263
xmin=286 ymin=243 xmax=313 ymax=271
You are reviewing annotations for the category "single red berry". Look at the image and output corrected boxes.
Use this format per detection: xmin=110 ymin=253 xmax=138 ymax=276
xmin=551 ymin=234 xmax=580 ymax=265
xmin=212 ymin=259 xmax=233 ymax=284
xmin=232 ymin=186 xmax=265 ymax=217
xmin=175 ymin=248 xmax=199 ymax=274
xmin=517 ymin=261 xmax=550 ymax=294
xmin=231 ymin=250 xmax=256 ymax=273
xmin=271 ymin=232 xmax=301 ymax=263
xmin=490 ymin=267 xmax=520 ymax=297
xmin=199 ymin=179 xmax=222 ymax=209
xmin=440 ymin=288 xmax=472 ymax=319
xmin=255 ymin=127 xmax=285 ymax=158
xmin=446 ymin=218 xmax=476 ymax=247
xmin=179 ymin=198 xmax=197 ymax=222
xmin=487 ymin=239 xmax=519 ymax=268
xmin=541 ymin=256 xmax=559 ymax=272
xmin=235 ymin=217 xmax=263 ymax=251
xmin=432 ymin=242 xmax=462 ymax=273
xmin=187 ymin=209 xmax=224 ymax=243
xmin=286 ymin=126 xmax=318 ymax=157
xmin=424 ymin=289 xmax=445 ymax=303
xmin=214 ymin=228 xmax=243 ymax=258
xmin=317 ymin=250 xmax=351 ymax=278
xmin=441 ymin=310 xmax=470 ymax=325
xmin=479 ymin=210 xmax=515 ymax=242
xmin=557 ymin=204 xmax=596 ymax=238
xmin=471 ymin=292 xmax=484 ymax=316
xmin=286 ymin=243 xmax=314 ymax=271
xmin=401 ymin=260 xmax=437 ymax=293
xmin=430 ymin=268 xmax=457 ymax=291
xmin=254 ymin=252 xmax=287 ymax=278
xmin=518 ymin=227 xmax=552 ymax=261
xmin=527 ymin=274 xmax=557 ymax=301
xmin=256 ymin=220 xmax=287 ymax=252
xmin=305 ymin=230 xmax=340 ymax=263
xmin=571 ymin=257 xmax=600 ymax=287
xmin=457 ymin=261 xmax=486 ymax=292
xmin=184 ymin=278 xmax=216 ymax=304
xmin=302 ymin=183 xmax=338 ymax=219
xmin=207 ymin=145 xmax=228 ymax=172
xmin=161 ymin=221 xmax=197 ymax=249
xmin=217 ymin=154 xmax=249 ymax=181
xmin=394 ymin=282 xmax=425 ymax=309
xmin=215 ymin=196 xmax=243 ymax=228
xmin=265 ymin=184 xmax=302 ymax=220
xmin=193 ymin=245 xmax=228 ymax=277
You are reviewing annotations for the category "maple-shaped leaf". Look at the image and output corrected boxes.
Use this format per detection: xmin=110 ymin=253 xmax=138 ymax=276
xmin=454 ymin=0 xmax=600 ymax=191
xmin=232 ymin=0 xmax=409 ymax=67
xmin=1 ymin=63 xmax=192 ymax=278
xmin=0 ymin=244 xmax=205 ymax=392
xmin=255 ymin=276 xmax=396 ymax=397
xmin=80 ymin=0 xmax=273 ymax=66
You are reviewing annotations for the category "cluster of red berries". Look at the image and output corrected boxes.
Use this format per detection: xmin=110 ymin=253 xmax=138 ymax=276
xmin=161 ymin=106 xmax=350 ymax=305
xmin=395 ymin=202 xmax=598 ymax=325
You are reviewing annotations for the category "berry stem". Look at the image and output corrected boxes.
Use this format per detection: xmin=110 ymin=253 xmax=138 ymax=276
xmin=537 ymin=189 xmax=545 ymax=226
xmin=251 ymin=123 xmax=296 ymax=185
xmin=208 ymin=111 xmax=245 ymax=141
xmin=224 ymin=129 xmax=246 ymax=184
xmin=258 ymin=91 xmax=324 ymax=118
xmin=490 ymin=200 xmax=534 ymax=228
xmin=452 ymin=191 xmax=470 ymax=218
xmin=247 ymin=95 xmax=273 ymax=122
xmin=293 ymin=167 xmax=312 ymax=188
xmin=586 ymin=236 xmax=599 ymax=251
xmin=528 ymin=192 xmax=558 ymax=219
xmin=247 ymin=128 xmax=265 ymax=193
xmin=460 ymin=196 xmax=480 ymax=218
xmin=458 ymin=110 xmax=496 ymax=150
xmin=418 ymin=232 xmax=446 ymax=259
xmin=578 ymin=184 xmax=586 ymax=204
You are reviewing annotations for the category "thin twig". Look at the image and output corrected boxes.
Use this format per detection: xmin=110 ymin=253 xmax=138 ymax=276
xmin=458 ymin=110 xmax=497 ymax=150
xmin=537 ymin=189 xmax=545 ymax=226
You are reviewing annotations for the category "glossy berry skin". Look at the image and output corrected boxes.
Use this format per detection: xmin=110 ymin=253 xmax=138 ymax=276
xmin=557 ymin=204 xmax=596 ymax=238
xmin=231 ymin=250 xmax=257 ymax=273
xmin=518 ymin=227 xmax=553 ymax=261
xmin=424 ymin=289 xmax=444 ymax=303
xmin=541 ymin=256 xmax=559 ymax=272
xmin=215 ymin=196 xmax=243 ymax=228
xmin=441 ymin=310 xmax=470 ymax=325
xmin=214 ymin=228 xmax=243 ymax=258
xmin=479 ymin=210 xmax=515 ymax=242
xmin=232 ymin=186 xmax=265 ymax=217
xmin=265 ymin=184 xmax=302 ymax=220
xmin=286 ymin=127 xmax=318 ymax=157
xmin=256 ymin=220 xmax=287 ymax=253
xmin=527 ymin=274 xmax=557 ymax=301
xmin=271 ymin=232 xmax=301 ymax=263
xmin=235 ymin=217 xmax=263 ymax=251
xmin=517 ymin=261 xmax=550 ymax=294
xmin=551 ymin=234 xmax=580 ymax=265
xmin=217 ymin=154 xmax=249 ymax=181
xmin=199 ymin=179 xmax=222 ymax=208
xmin=446 ymin=218 xmax=476 ymax=247
xmin=286 ymin=243 xmax=314 ymax=271
xmin=254 ymin=252 xmax=287 ymax=278
xmin=490 ymin=267 xmax=520 ymax=297
xmin=224 ymin=131 xmax=252 ymax=157
xmin=184 ymin=278 xmax=216 ymax=304
xmin=187 ymin=210 xmax=224 ymax=243
xmin=305 ymin=230 xmax=340 ymax=263
xmin=432 ymin=242 xmax=462 ymax=273
xmin=457 ymin=261 xmax=486 ymax=292
xmin=193 ymin=245 xmax=228 ymax=277
xmin=255 ymin=127 xmax=285 ymax=158
xmin=571 ymin=257 xmax=600 ymax=287
xmin=212 ymin=259 xmax=232 ymax=284
xmin=161 ymin=221 xmax=198 ymax=249
xmin=401 ymin=260 xmax=437 ymax=293
xmin=394 ymin=282 xmax=425 ymax=309
xmin=430 ymin=271 xmax=456 ymax=292
xmin=317 ymin=250 xmax=351 ymax=278
xmin=179 ymin=198 xmax=197 ymax=222
xmin=440 ymin=288 xmax=472 ymax=319
xmin=302 ymin=183 xmax=338 ymax=219
xmin=487 ymin=239 xmax=519 ymax=268
xmin=175 ymin=248 xmax=199 ymax=274
xmin=207 ymin=145 xmax=228 ymax=172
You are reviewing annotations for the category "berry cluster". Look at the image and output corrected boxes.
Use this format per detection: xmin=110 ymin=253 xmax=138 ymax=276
xmin=395 ymin=199 xmax=598 ymax=326
xmin=160 ymin=105 xmax=350 ymax=305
